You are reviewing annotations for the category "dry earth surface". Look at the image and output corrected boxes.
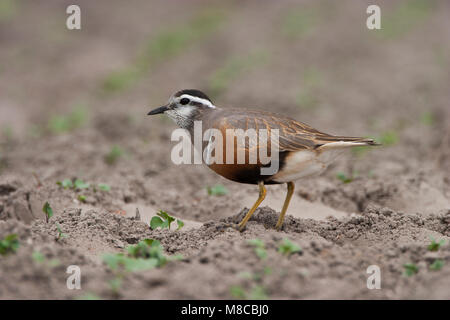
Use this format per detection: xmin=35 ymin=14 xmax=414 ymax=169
xmin=0 ymin=0 xmax=449 ymax=299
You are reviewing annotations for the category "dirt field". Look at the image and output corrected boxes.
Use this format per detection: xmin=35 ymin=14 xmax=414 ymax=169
xmin=1 ymin=0 xmax=449 ymax=299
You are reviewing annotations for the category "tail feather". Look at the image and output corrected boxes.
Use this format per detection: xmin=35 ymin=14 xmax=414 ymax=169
xmin=316 ymin=137 xmax=380 ymax=150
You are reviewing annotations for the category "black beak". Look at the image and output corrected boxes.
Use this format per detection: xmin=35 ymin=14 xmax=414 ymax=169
xmin=147 ymin=105 xmax=169 ymax=115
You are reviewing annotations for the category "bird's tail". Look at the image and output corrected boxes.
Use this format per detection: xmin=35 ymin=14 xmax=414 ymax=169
xmin=316 ymin=136 xmax=380 ymax=150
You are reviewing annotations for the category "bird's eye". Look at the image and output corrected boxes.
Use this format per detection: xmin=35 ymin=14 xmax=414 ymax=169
xmin=180 ymin=98 xmax=190 ymax=105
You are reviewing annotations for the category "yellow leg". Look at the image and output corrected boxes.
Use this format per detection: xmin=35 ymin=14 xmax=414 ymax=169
xmin=275 ymin=182 xmax=295 ymax=230
xmin=238 ymin=181 xmax=266 ymax=231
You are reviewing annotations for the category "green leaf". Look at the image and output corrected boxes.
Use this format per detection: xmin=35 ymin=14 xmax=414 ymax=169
xmin=429 ymin=259 xmax=444 ymax=271
xmin=278 ymin=238 xmax=302 ymax=256
xmin=336 ymin=172 xmax=353 ymax=184
xmin=176 ymin=219 xmax=185 ymax=230
xmin=0 ymin=233 xmax=19 ymax=256
xmin=230 ymin=285 xmax=246 ymax=299
xmin=403 ymin=263 xmax=419 ymax=277
xmin=42 ymin=201 xmax=53 ymax=222
xmin=249 ymin=285 xmax=268 ymax=300
xmin=255 ymin=247 xmax=267 ymax=260
xmin=55 ymin=223 xmax=66 ymax=240
xmin=207 ymin=184 xmax=228 ymax=196
xmin=76 ymin=293 xmax=101 ymax=300
xmin=428 ymin=238 xmax=445 ymax=252
xmin=78 ymin=195 xmax=87 ymax=203
xmin=57 ymin=179 xmax=73 ymax=189
xmin=105 ymin=145 xmax=124 ymax=165
xmin=248 ymin=239 xmax=267 ymax=260
xmin=248 ymin=238 xmax=265 ymax=247
xmin=32 ymin=251 xmax=45 ymax=263
xmin=98 ymin=183 xmax=111 ymax=192
xmin=150 ymin=216 xmax=164 ymax=230
xmin=74 ymin=179 xmax=90 ymax=189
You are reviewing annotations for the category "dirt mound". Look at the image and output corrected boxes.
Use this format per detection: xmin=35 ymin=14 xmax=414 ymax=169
xmin=1 ymin=205 xmax=449 ymax=299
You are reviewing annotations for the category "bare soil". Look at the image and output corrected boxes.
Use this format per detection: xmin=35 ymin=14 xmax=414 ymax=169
xmin=0 ymin=0 xmax=449 ymax=299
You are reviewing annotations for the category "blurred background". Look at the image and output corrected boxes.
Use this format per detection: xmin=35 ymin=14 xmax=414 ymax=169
xmin=0 ymin=0 xmax=449 ymax=222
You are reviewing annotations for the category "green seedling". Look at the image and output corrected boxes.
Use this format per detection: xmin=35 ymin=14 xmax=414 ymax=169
xmin=74 ymin=179 xmax=90 ymax=190
xmin=48 ymin=106 xmax=88 ymax=134
xmin=150 ymin=210 xmax=184 ymax=231
xmin=420 ymin=111 xmax=434 ymax=126
xmin=57 ymin=179 xmax=73 ymax=189
xmin=78 ymin=195 xmax=87 ymax=203
xmin=230 ymin=285 xmax=246 ymax=299
xmin=230 ymin=282 xmax=268 ymax=300
xmin=75 ymin=293 xmax=101 ymax=300
xmin=32 ymin=251 xmax=45 ymax=263
xmin=0 ymin=233 xmax=19 ymax=256
xmin=97 ymin=183 xmax=111 ymax=192
xmin=248 ymin=239 xmax=267 ymax=260
xmin=336 ymin=172 xmax=354 ymax=184
xmin=278 ymin=238 xmax=302 ymax=256
xmin=176 ymin=220 xmax=185 ymax=230
xmin=429 ymin=259 xmax=444 ymax=271
xmin=207 ymin=184 xmax=228 ymax=196
xmin=103 ymin=239 xmax=180 ymax=273
xmin=403 ymin=263 xmax=419 ymax=277
xmin=249 ymin=285 xmax=268 ymax=300
xmin=105 ymin=145 xmax=124 ymax=165
xmin=379 ymin=131 xmax=398 ymax=146
xmin=43 ymin=201 xmax=53 ymax=223
xmin=428 ymin=238 xmax=445 ymax=252
xmin=108 ymin=277 xmax=123 ymax=297
xmin=55 ymin=223 xmax=66 ymax=241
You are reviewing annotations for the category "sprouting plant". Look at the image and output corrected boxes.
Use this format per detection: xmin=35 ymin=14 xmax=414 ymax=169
xmin=74 ymin=179 xmax=90 ymax=190
xmin=176 ymin=220 xmax=185 ymax=230
xmin=231 ymin=267 xmax=271 ymax=300
xmin=207 ymin=184 xmax=228 ymax=196
xmin=248 ymin=285 xmax=268 ymax=300
xmin=278 ymin=238 xmax=302 ymax=256
xmin=48 ymin=105 xmax=88 ymax=134
xmin=103 ymin=239 xmax=180 ymax=273
xmin=97 ymin=183 xmax=111 ymax=192
xmin=55 ymin=223 xmax=66 ymax=241
xmin=403 ymin=263 xmax=419 ymax=277
xmin=150 ymin=210 xmax=184 ymax=231
xmin=105 ymin=145 xmax=124 ymax=165
xmin=420 ymin=111 xmax=434 ymax=126
xmin=43 ymin=201 xmax=53 ymax=223
xmin=57 ymin=178 xmax=73 ymax=189
xmin=428 ymin=238 xmax=445 ymax=252
xmin=248 ymin=239 xmax=267 ymax=260
xmin=336 ymin=172 xmax=354 ymax=184
xmin=32 ymin=251 xmax=45 ymax=263
xmin=379 ymin=131 xmax=398 ymax=146
xmin=78 ymin=195 xmax=87 ymax=203
xmin=230 ymin=285 xmax=246 ymax=299
xmin=75 ymin=293 xmax=101 ymax=300
xmin=0 ymin=234 xmax=19 ymax=256
xmin=429 ymin=259 xmax=444 ymax=271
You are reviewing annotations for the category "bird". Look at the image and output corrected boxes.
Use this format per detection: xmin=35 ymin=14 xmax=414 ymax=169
xmin=148 ymin=89 xmax=379 ymax=231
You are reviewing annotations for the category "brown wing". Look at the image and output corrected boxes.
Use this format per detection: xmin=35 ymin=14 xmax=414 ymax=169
xmin=210 ymin=109 xmax=376 ymax=153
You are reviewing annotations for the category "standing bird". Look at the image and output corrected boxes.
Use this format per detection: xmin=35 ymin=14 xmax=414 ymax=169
xmin=148 ymin=89 xmax=378 ymax=231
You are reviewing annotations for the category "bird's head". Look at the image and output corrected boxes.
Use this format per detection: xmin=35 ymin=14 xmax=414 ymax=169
xmin=148 ymin=89 xmax=215 ymax=129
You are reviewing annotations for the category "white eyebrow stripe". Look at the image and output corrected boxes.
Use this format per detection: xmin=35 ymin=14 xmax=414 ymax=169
xmin=179 ymin=94 xmax=216 ymax=108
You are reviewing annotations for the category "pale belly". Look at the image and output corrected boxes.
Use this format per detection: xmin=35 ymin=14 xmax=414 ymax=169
xmin=271 ymin=148 xmax=346 ymax=183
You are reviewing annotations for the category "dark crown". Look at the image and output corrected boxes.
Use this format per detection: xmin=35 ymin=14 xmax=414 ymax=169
xmin=174 ymin=89 xmax=212 ymax=102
